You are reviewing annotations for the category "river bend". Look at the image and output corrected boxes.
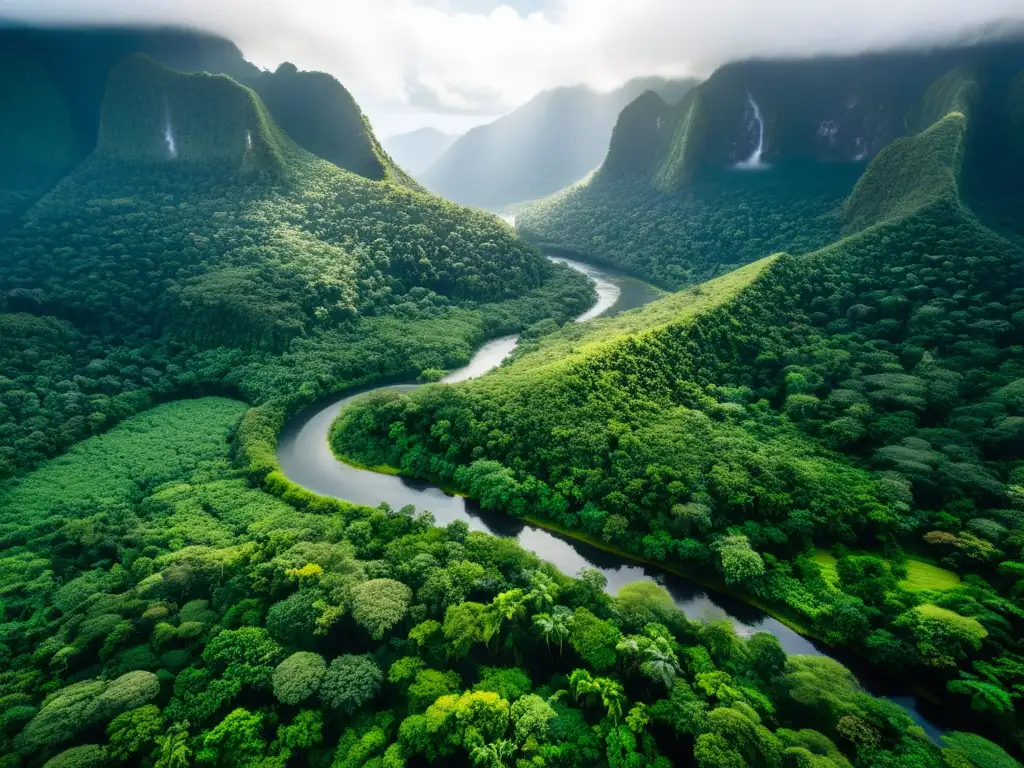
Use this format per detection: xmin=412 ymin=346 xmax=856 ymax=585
xmin=275 ymin=248 xmax=942 ymax=738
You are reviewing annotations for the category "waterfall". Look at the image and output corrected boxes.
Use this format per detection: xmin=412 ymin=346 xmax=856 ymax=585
xmin=163 ymin=119 xmax=178 ymax=158
xmin=735 ymin=91 xmax=767 ymax=169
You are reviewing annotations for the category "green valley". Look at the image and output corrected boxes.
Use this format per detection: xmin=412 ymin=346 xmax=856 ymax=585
xmin=335 ymin=52 xmax=1024 ymax=757
xmin=2 ymin=18 xmax=1024 ymax=768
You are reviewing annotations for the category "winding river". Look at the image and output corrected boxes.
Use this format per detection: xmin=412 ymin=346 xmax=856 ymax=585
xmin=276 ymin=240 xmax=944 ymax=739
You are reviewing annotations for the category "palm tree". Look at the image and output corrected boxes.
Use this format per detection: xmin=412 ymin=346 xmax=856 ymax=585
xmin=155 ymin=722 xmax=191 ymax=768
xmin=596 ymin=677 xmax=627 ymax=723
xmin=471 ymin=739 xmax=515 ymax=768
xmin=640 ymin=640 xmax=680 ymax=691
xmin=569 ymin=669 xmax=626 ymax=723
xmin=484 ymin=589 xmax=527 ymax=659
xmin=527 ymin=571 xmax=558 ymax=611
xmin=533 ymin=605 xmax=572 ymax=660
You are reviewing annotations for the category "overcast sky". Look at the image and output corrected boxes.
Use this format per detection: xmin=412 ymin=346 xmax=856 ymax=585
xmin=4 ymin=0 xmax=1024 ymax=136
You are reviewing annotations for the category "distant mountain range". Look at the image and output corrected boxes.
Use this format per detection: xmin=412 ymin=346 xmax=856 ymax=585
xmin=383 ymin=127 xmax=459 ymax=175
xmin=418 ymin=76 xmax=699 ymax=210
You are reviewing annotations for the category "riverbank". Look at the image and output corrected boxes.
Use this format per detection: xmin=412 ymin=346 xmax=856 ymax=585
xmin=276 ymin=249 xmax=948 ymax=739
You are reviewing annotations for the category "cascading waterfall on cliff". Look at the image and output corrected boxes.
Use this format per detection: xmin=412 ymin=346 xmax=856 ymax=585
xmin=735 ymin=91 xmax=767 ymax=169
xmin=163 ymin=104 xmax=178 ymax=158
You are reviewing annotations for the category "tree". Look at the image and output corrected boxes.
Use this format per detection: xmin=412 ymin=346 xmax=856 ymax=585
xmin=198 ymin=708 xmax=267 ymax=768
xmin=717 ymin=535 xmax=765 ymax=585
xmin=897 ymin=604 xmax=988 ymax=668
xmin=639 ymin=638 xmax=681 ymax=692
xmin=266 ymin=589 xmax=323 ymax=644
xmin=510 ymin=694 xmax=556 ymax=746
xmin=41 ymin=745 xmax=107 ymax=768
xmin=154 ymin=722 xmax=191 ymax=768
xmin=526 ymin=571 xmax=559 ymax=612
xmin=319 ymin=655 xmax=383 ymax=713
xmin=408 ymin=668 xmax=462 ymax=713
xmin=474 ymin=667 xmax=532 ymax=701
xmin=350 ymin=579 xmax=413 ymax=640
xmin=273 ymin=709 xmax=323 ymax=754
xmin=533 ymin=606 xmax=573 ymax=658
xmin=90 ymin=671 xmax=161 ymax=722
xmin=470 ymin=739 xmax=515 ymax=768
xmin=747 ymin=632 xmax=787 ymax=681
xmin=693 ymin=732 xmax=746 ymax=768
xmin=272 ymin=652 xmax=327 ymax=705
xmin=941 ymin=731 xmax=1020 ymax=768
xmin=706 ymin=706 xmax=781 ymax=767
xmin=614 ymin=582 xmax=677 ymax=631
xmin=443 ymin=601 xmax=487 ymax=658
xmin=569 ymin=669 xmax=627 ymax=723
xmin=107 ymin=704 xmax=163 ymax=760
xmin=17 ymin=679 xmax=107 ymax=751
xmin=202 ymin=628 xmax=282 ymax=688
xmin=423 ymin=691 xmax=511 ymax=755
xmin=568 ymin=608 xmax=621 ymax=671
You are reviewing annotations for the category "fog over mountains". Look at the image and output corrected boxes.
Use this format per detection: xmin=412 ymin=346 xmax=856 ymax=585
xmin=417 ymin=76 xmax=698 ymax=210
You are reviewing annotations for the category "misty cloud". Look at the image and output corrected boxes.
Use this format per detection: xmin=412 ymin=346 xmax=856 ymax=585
xmin=5 ymin=0 xmax=1024 ymax=128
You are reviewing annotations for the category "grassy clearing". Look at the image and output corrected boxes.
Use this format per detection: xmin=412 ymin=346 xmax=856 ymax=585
xmin=813 ymin=550 xmax=839 ymax=585
xmin=814 ymin=549 xmax=960 ymax=592
xmin=902 ymin=558 xmax=961 ymax=592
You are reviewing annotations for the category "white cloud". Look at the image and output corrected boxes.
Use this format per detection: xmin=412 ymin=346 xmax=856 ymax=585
xmin=4 ymin=0 xmax=1023 ymax=132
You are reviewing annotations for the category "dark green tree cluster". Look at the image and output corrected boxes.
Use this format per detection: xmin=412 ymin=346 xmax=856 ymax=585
xmin=0 ymin=399 xmax=1013 ymax=768
xmin=518 ymin=164 xmax=859 ymax=288
xmin=333 ymin=67 xmax=1024 ymax=752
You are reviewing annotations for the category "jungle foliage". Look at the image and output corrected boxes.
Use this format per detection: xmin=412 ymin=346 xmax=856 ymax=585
xmin=0 ymin=54 xmax=593 ymax=479
xmin=335 ymin=64 xmax=1024 ymax=753
xmin=0 ymin=399 xmax=1012 ymax=768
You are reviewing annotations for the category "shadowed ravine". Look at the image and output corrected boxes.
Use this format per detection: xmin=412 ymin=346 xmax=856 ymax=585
xmin=276 ymin=242 xmax=944 ymax=739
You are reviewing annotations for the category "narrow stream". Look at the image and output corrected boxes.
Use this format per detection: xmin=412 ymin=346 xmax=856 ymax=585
xmin=276 ymin=245 xmax=944 ymax=739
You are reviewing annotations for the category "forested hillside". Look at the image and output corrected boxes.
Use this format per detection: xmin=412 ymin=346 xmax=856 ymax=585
xmin=335 ymin=61 xmax=1024 ymax=754
xmin=0 ymin=52 xmax=592 ymax=479
xmin=518 ymin=41 xmax=1024 ymax=288
xmin=0 ymin=24 xmax=416 ymax=229
xmin=420 ymin=77 xmax=698 ymax=210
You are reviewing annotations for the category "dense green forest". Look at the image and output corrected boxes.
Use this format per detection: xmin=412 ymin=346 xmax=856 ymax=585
xmin=4 ymin=23 xmax=1024 ymax=768
xmin=335 ymin=62 xmax=1024 ymax=755
xmin=517 ymin=166 xmax=858 ymax=288
xmin=0 ymin=52 xmax=593 ymax=480
xmin=1 ymin=398 xmax=1015 ymax=768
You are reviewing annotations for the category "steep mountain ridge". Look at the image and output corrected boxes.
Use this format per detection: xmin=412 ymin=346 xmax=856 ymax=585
xmin=0 ymin=24 xmax=418 ymax=219
xmin=249 ymin=62 xmax=415 ymax=187
xmin=419 ymin=76 xmax=699 ymax=209
xmin=97 ymin=55 xmax=291 ymax=178
xmin=519 ymin=42 xmax=1024 ymax=288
